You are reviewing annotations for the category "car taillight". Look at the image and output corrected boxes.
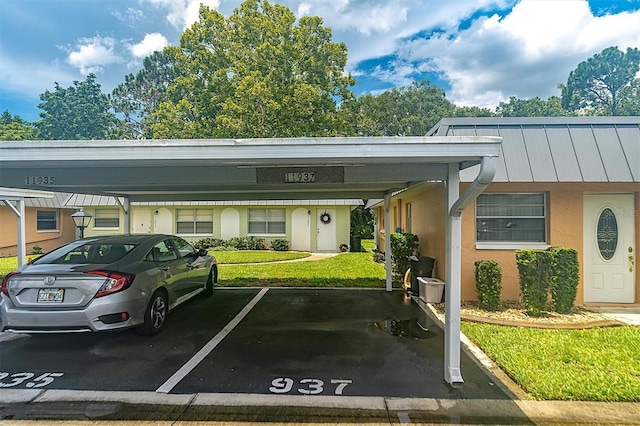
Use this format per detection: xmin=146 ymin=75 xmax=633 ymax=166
xmin=1 ymin=272 xmax=20 ymax=297
xmin=88 ymin=270 xmax=135 ymax=298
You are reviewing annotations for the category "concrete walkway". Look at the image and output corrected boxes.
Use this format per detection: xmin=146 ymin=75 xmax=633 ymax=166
xmin=587 ymin=307 xmax=640 ymax=326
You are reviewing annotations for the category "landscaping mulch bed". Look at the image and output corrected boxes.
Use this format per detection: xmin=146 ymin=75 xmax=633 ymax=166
xmin=431 ymin=301 xmax=622 ymax=329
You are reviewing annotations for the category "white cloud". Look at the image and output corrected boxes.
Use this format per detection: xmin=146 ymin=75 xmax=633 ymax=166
xmin=65 ymin=36 xmax=122 ymax=75
xmin=373 ymin=0 xmax=640 ymax=107
xmin=130 ymin=33 xmax=169 ymax=58
xmin=143 ymin=0 xmax=221 ymax=29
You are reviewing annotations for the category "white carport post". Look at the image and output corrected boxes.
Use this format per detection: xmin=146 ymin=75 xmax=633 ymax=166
xmin=114 ymin=196 xmax=131 ymax=234
xmin=384 ymin=192 xmax=393 ymax=292
xmin=444 ymin=164 xmax=464 ymax=384
xmin=2 ymin=199 xmax=26 ymax=266
xmin=444 ymin=156 xmax=498 ymax=385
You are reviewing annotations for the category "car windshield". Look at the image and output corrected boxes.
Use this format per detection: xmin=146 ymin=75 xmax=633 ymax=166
xmin=34 ymin=241 xmax=138 ymax=264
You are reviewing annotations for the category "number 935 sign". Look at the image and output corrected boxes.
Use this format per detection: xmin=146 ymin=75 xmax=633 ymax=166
xmin=269 ymin=377 xmax=352 ymax=395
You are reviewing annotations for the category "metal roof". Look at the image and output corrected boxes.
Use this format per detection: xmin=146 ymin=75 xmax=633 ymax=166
xmin=65 ymin=193 xmax=363 ymax=207
xmin=0 ymin=136 xmax=501 ymax=202
xmin=429 ymin=116 xmax=640 ymax=183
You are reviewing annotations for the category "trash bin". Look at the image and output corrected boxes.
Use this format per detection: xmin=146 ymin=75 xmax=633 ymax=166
xmin=350 ymin=236 xmax=362 ymax=252
xmin=417 ymin=277 xmax=445 ymax=303
xmin=409 ymin=256 xmax=435 ymax=294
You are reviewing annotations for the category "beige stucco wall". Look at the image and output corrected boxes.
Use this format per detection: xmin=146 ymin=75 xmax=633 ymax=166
xmin=82 ymin=204 xmax=352 ymax=253
xmin=0 ymin=207 xmax=76 ymax=257
xmin=377 ymin=182 xmax=640 ymax=305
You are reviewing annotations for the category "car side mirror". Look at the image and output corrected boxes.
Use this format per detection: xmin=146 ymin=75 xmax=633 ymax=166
xmin=197 ymin=248 xmax=208 ymax=257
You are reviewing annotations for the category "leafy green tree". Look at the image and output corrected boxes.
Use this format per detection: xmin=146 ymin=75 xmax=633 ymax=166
xmin=496 ymin=96 xmax=569 ymax=117
xmin=453 ymin=105 xmax=496 ymax=118
xmin=148 ymin=0 xmax=355 ymax=138
xmin=344 ymin=81 xmax=457 ymax=136
xmin=561 ymin=46 xmax=640 ymax=115
xmin=36 ymin=74 xmax=120 ymax=139
xmin=111 ymin=49 xmax=182 ymax=138
xmin=0 ymin=110 xmax=38 ymax=140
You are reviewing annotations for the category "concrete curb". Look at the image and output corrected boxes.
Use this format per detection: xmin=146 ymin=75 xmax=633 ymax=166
xmin=2 ymin=389 xmax=640 ymax=424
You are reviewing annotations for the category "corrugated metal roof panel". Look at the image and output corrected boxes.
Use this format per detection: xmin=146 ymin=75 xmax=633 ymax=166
xmin=544 ymin=126 xmax=583 ymax=182
xmin=497 ymin=127 xmax=532 ymax=182
xmin=569 ymin=126 xmax=608 ymax=182
xmin=432 ymin=117 xmax=639 ymax=183
xmin=592 ymin=125 xmax=633 ymax=182
xmin=521 ymin=127 xmax=558 ymax=181
xmin=616 ymin=125 xmax=640 ymax=181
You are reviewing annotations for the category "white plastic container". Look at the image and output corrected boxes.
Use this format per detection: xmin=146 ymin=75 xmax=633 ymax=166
xmin=417 ymin=277 xmax=445 ymax=303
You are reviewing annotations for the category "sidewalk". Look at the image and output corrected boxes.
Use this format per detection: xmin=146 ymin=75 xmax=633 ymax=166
xmin=2 ymin=389 xmax=640 ymax=424
xmin=587 ymin=307 xmax=640 ymax=326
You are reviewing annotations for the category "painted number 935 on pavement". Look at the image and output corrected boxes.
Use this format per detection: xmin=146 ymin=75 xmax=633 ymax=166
xmin=0 ymin=372 xmax=64 ymax=388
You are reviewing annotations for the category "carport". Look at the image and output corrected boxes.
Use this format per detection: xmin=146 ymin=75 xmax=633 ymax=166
xmin=0 ymin=136 xmax=501 ymax=385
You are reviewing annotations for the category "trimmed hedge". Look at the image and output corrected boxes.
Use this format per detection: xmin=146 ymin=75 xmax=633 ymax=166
xmin=270 ymin=238 xmax=290 ymax=251
xmin=515 ymin=247 xmax=579 ymax=316
xmin=390 ymin=232 xmax=419 ymax=279
xmin=549 ymin=247 xmax=580 ymax=314
xmin=474 ymin=260 xmax=502 ymax=311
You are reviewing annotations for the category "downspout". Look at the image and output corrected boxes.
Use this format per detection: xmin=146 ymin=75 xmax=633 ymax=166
xmin=444 ymin=155 xmax=497 ymax=385
xmin=450 ymin=156 xmax=498 ymax=216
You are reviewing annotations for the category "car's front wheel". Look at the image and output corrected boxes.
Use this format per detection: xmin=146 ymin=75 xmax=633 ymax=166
xmin=138 ymin=290 xmax=168 ymax=335
xmin=203 ymin=265 xmax=217 ymax=296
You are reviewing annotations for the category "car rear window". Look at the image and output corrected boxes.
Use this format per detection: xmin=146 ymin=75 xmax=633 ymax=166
xmin=35 ymin=242 xmax=137 ymax=264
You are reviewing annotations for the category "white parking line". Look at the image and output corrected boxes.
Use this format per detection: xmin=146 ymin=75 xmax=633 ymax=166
xmin=156 ymin=288 xmax=269 ymax=394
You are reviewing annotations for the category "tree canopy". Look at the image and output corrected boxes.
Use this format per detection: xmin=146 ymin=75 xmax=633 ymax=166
xmin=36 ymin=74 xmax=119 ymax=140
xmin=496 ymin=96 xmax=569 ymax=117
xmin=0 ymin=110 xmax=38 ymax=140
xmin=145 ymin=0 xmax=355 ymax=138
xmin=561 ymin=46 xmax=640 ymax=116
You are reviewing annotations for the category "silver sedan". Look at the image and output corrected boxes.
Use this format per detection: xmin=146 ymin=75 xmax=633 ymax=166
xmin=1 ymin=234 xmax=217 ymax=335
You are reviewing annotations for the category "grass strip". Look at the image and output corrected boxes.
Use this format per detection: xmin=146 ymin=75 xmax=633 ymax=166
xmin=461 ymin=322 xmax=640 ymax=401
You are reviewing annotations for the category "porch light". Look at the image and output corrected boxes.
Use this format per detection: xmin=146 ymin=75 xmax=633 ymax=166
xmin=71 ymin=209 xmax=93 ymax=239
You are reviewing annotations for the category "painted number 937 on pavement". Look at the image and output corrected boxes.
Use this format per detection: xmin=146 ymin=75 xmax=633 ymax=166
xmin=269 ymin=377 xmax=352 ymax=395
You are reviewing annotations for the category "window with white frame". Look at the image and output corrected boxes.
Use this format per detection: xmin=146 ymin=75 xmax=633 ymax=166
xmin=94 ymin=209 xmax=120 ymax=228
xmin=476 ymin=193 xmax=546 ymax=243
xmin=248 ymin=208 xmax=285 ymax=235
xmin=176 ymin=209 xmax=213 ymax=234
xmin=37 ymin=210 xmax=57 ymax=231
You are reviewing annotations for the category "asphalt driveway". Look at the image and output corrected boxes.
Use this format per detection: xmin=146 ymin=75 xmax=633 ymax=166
xmin=0 ymin=288 xmax=509 ymax=399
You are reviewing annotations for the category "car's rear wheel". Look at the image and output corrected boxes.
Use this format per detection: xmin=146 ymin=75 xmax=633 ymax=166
xmin=203 ymin=265 xmax=217 ymax=296
xmin=138 ymin=290 xmax=168 ymax=335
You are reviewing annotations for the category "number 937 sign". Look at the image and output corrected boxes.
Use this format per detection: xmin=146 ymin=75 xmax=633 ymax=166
xmin=269 ymin=377 xmax=352 ymax=395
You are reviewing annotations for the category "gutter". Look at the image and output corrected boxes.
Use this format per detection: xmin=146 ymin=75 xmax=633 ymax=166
xmin=449 ymin=155 xmax=498 ymax=217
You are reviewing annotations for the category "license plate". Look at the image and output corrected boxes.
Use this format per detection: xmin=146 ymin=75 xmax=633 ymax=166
xmin=37 ymin=288 xmax=64 ymax=303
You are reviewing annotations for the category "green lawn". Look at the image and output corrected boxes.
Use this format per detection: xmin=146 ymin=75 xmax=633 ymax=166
xmin=212 ymin=250 xmax=310 ymax=264
xmin=461 ymin=322 xmax=640 ymax=401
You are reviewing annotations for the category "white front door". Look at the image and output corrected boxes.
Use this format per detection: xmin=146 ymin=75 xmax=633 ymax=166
xmin=132 ymin=209 xmax=151 ymax=234
xmin=221 ymin=208 xmax=240 ymax=240
xmin=291 ymin=208 xmax=311 ymax=251
xmin=584 ymin=194 xmax=636 ymax=303
xmin=317 ymin=208 xmax=336 ymax=252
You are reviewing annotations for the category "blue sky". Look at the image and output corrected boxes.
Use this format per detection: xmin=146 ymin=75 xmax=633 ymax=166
xmin=1 ymin=0 xmax=639 ymax=122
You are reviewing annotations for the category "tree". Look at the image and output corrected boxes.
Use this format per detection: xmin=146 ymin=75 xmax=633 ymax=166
xmin=561 ymin=46 xmax=640 ymax=115
xmin=344 ymin=81 xmax=457 ymax=136
xmin=496 ymin=96 xmax=569 ymax=117
xmin=111 ymin=49 xmax=182 ymax=138
xmin=36 ymin=74 xmax=120 ymax=140
xmin=147 ymin=0 xmax=355 ymax=138
xmin=0 ymin=110 xmax=38 ymax=140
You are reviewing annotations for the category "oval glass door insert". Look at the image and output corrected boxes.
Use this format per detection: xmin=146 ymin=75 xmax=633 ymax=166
xmin=597 ymin=208 xmax=618 ymax=261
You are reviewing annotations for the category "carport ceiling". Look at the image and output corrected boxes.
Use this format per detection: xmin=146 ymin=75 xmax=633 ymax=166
xmin=0 ymin=136 xmax=501 ymax=201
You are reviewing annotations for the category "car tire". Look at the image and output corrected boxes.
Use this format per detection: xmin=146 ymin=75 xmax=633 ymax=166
xmin=203 ymin=265 xmax=217 ymax=296
xmin=138 ymin=290 xmax=168 ymax=336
